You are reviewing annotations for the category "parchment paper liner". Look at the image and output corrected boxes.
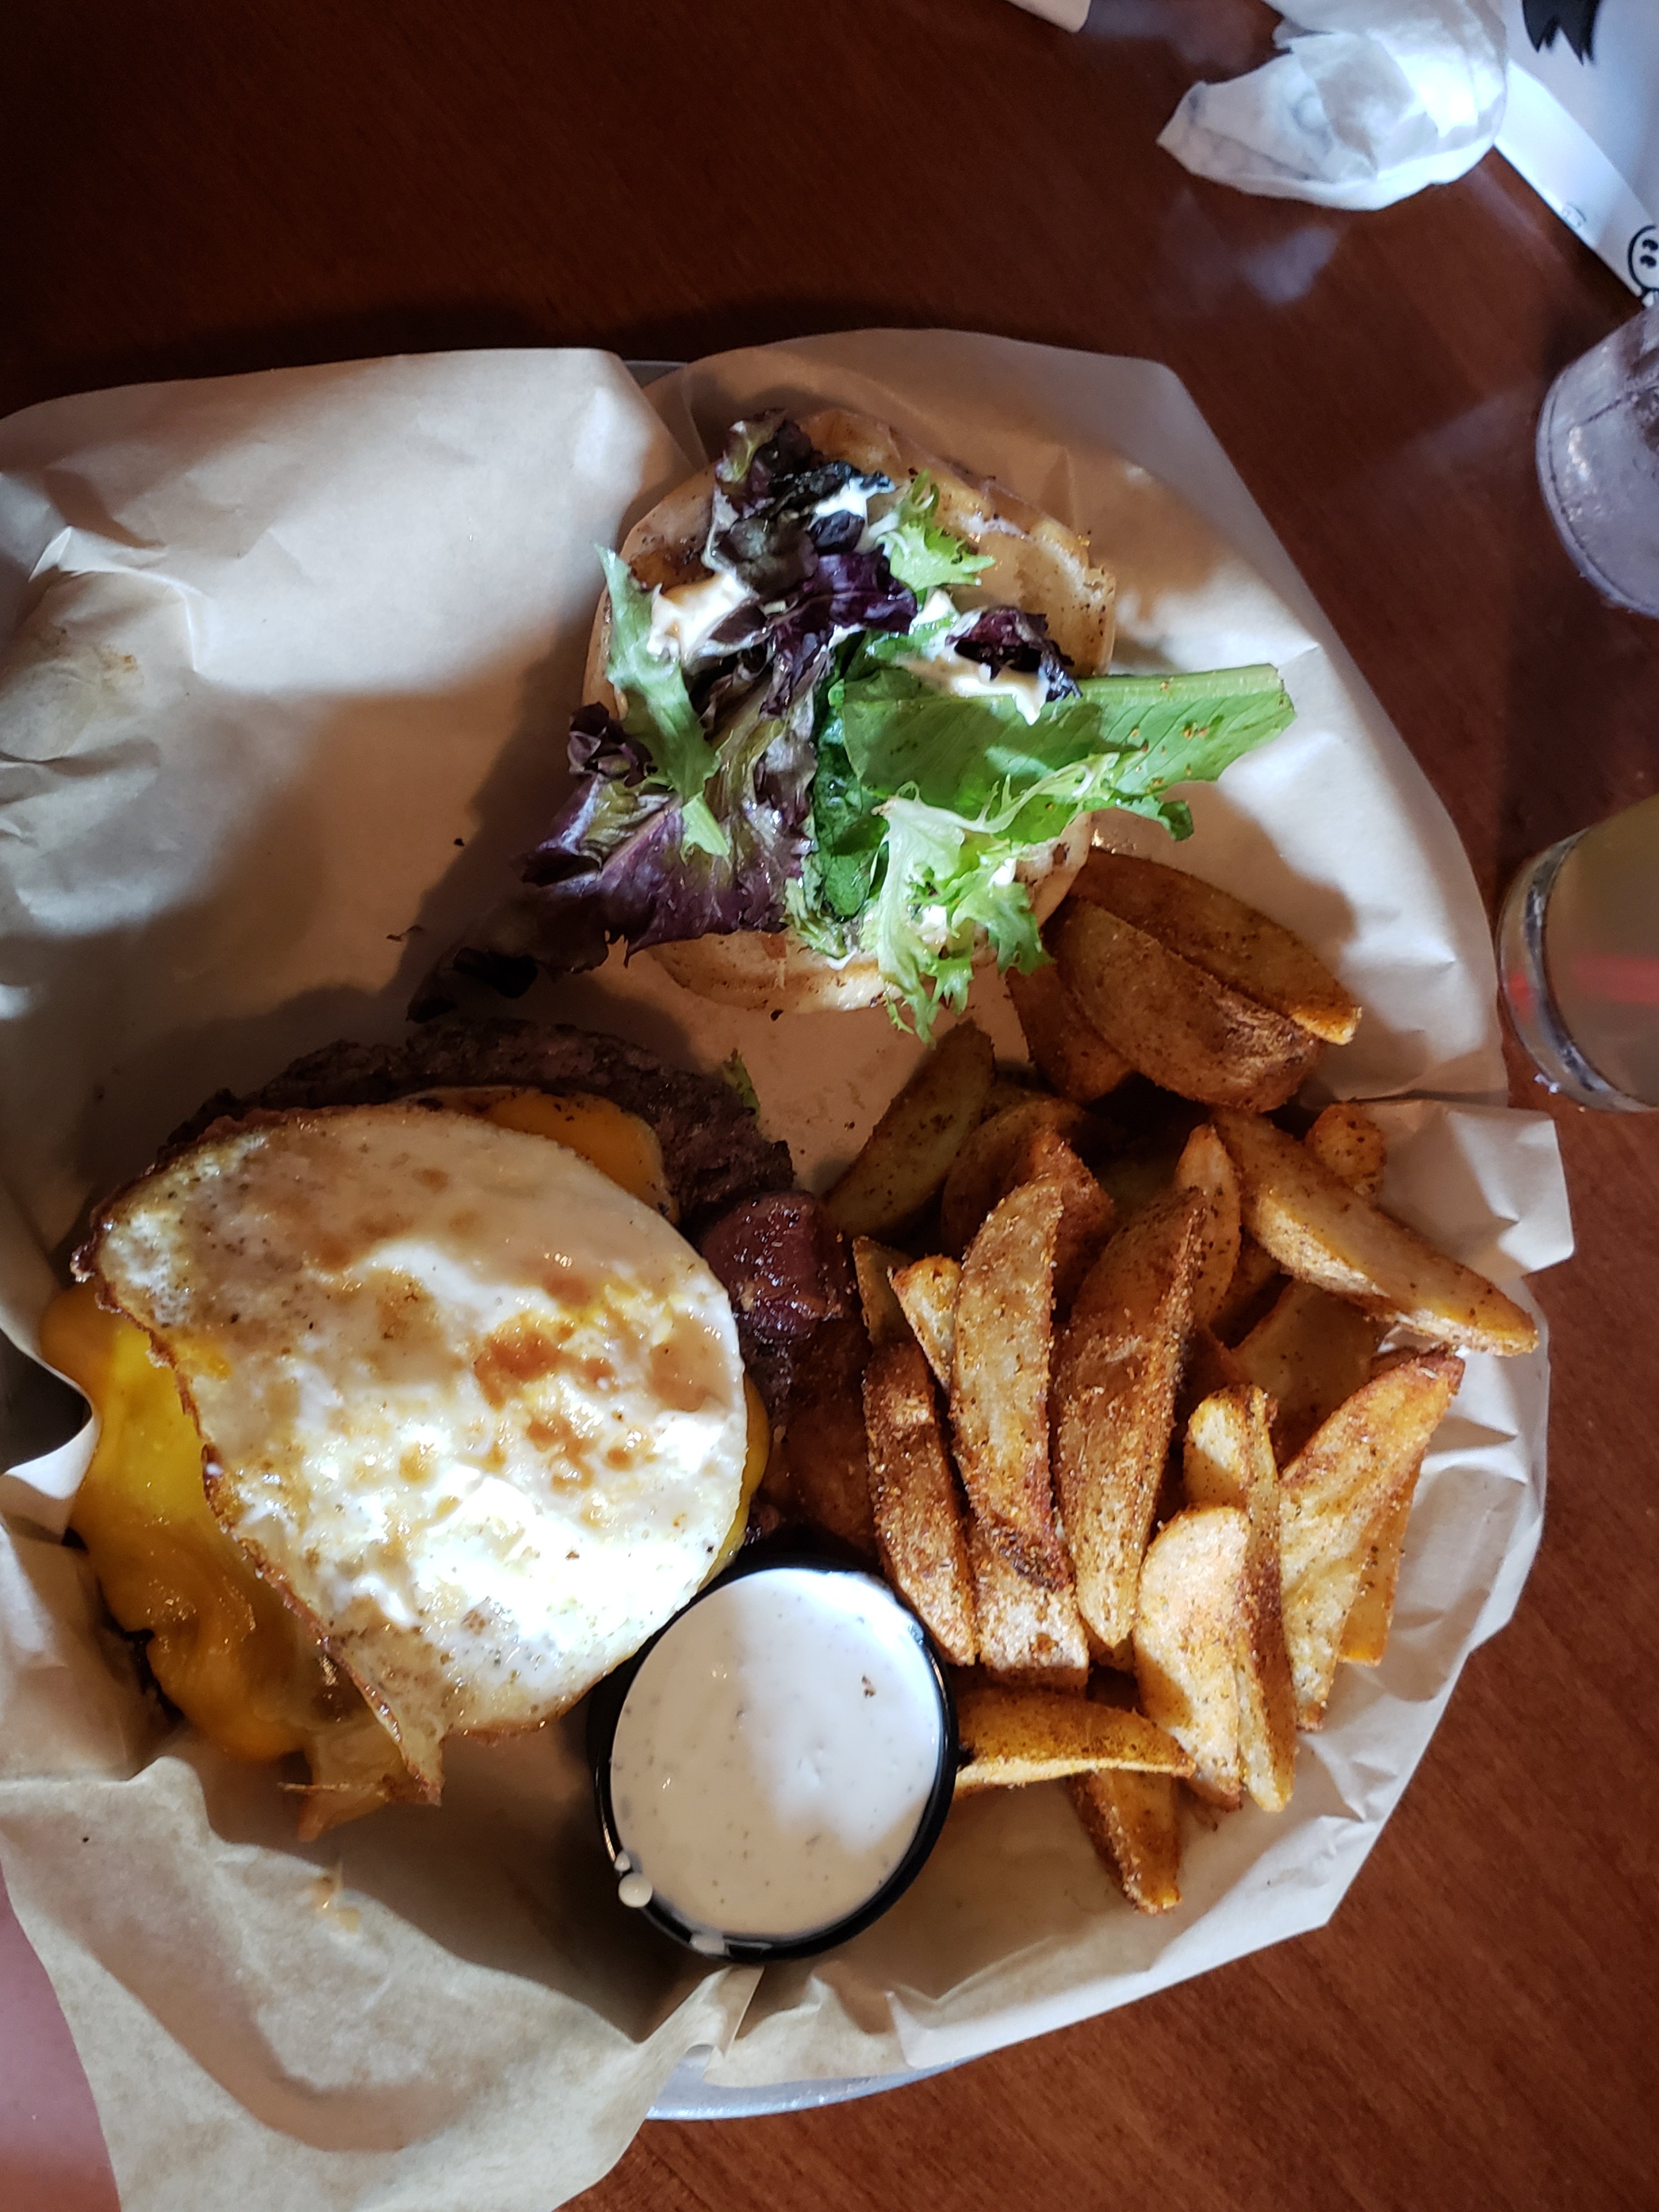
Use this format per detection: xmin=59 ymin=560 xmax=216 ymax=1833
xmin=0 ymin=334 xmax=1572 ymax=2209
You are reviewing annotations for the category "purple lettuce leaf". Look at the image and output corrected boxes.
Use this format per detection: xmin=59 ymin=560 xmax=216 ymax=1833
xmin=700 ymin=416 xmax=918 ymax=712
xmin=506 ymin=681 xmax=818 ymax=972
xmin=952 ymin=605 xmax=1080 ymax=701
xmin=757 ymin=549 xmax=917 ymax=715
xmin=707 ymin=413 xmax=900 ymax=606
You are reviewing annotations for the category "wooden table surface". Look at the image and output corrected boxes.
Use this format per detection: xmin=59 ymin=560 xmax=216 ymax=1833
xmin=5 ymin=3 xmax=1657 ymax=2207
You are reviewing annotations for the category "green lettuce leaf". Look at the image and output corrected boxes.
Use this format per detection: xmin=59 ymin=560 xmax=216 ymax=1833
xmin=844 ymin=610 xmax=956 ymax=672
xmin=599 ymin=548 xmax=723 ymax=832
xmin=717 ymin=1049 xmax=761 ymax=1118
xmin=794 ymin=657 xmax=1296 ymax=1032
xmin=868 ymin=472 xmax=993 ymax=597
xmin=839 ymin=663 xmax=1294 ymax=826
xmin=866 ymin=798 xmax=1045 ymax=1042
xmin=806 ymin=730 xmax=887 ymax=920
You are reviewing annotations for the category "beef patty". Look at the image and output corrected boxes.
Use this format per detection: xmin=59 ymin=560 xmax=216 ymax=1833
xmin=163 ymin=1015 xmax=794 ymax=1237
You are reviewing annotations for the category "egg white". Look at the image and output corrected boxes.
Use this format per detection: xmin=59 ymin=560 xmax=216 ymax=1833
xmin=86 ymin=1103 xmax=749 ymax=1793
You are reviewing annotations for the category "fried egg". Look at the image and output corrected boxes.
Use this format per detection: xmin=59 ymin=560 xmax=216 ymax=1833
xmin=81 ymin=1103 xmax=749 ymax=1795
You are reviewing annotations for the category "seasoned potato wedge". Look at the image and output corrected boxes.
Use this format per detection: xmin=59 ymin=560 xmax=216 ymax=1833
xmin=955 ymin=1680 xmax=1191 ymax=1790
xmin=1210 ymin=1233 xmax=1285 ymax=1344
xmin=891 ymin=1255 xmax=960 ymax=1393
xmin=1030 ymin=1132 xmax=1118 ymax=1316
xmin=1305 ymin=1101 xmax=1387 ymax=1197
xmin=952 ymin=1177 xmax=1069 ymax=1585
xmin=1224 ymin=1098 xmax=1387 ymax=1459
xmin=1068 ymin=1765 xmax=1184 ymax=1914
xmin=1340 ymin=1486 xmax=1415 ymax=1664
xmin=851 ymin=1236 xmax=911 ymax=1351
xmin=1181 ymin=1384 xmax=1297 ymax=1810
xmin=1055 ymin=904 xmax=1324 ymax=1113
xmin=825 ymin=1020 xmax=995 ymax=1237
xmin=1238 ymin=1605 xmax=1297 ymax=1817
xmin=1173 ymin=1123 xmax=1242 ymax=1327
xmin=1052 ymin=1188 xmax=1204 ymax=1658
xmin=1232 ymin=1281 xmax=1385 ymax=1461
xmin=1067 ymin=1670 xmax=1184 ymax=1910
xmin=1183 ymin=1381 xmax=1272 ymax=1513
xmin=1006 ymin=960 xmax=1133 ymax=1102
xmin=968 ymin=1522 xmax=1089 ymax=1689
xmin=1212 ymin=1109 xmax=1538 ymax=1357
xmin=1279 ymin=1350 xmax=1462 ymax=1724
xmin=940 ymin=1093 xmax=1090 ymax=1256
xmin=984 ymin=1069 xmax=1051 ymax=1120
xmin=1133 ymin=1505 xmax=1250 ymax=1807
xmin=862 ymin=1340 xmax=977 ymax=1667
xmin=1069 ymin=849 xmax=1361 ymax=1045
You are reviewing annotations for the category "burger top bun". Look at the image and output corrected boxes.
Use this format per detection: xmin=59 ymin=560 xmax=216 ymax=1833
xmin=586 ymin=409 xmax=1117 ymax=1018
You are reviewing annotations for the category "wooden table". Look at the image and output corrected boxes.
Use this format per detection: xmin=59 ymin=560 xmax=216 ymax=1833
xmin=5 ymin=3 xmax=1657 ymax=2207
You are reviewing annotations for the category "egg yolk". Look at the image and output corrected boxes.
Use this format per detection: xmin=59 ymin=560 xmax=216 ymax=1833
xmin=40 ymin=1091 xmax=766 ymax=1831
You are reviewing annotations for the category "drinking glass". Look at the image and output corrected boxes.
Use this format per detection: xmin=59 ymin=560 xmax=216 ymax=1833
xmin=1498 ymin=793 xmax=1659 ymax=1111
xmin=1536 ymin=305 xmax=1659 ymax=616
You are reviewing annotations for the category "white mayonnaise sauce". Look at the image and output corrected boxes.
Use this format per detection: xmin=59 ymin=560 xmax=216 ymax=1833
xmin=608 ymin=1568 xmax=945 ymax=1942
xmin=647 ymin=569 xmax=752 ymax=663
xmin=893 ymin=588 xmax=1050 ymax=724
xmin=895 ymin=647 xmax=1049 ymax=725
xmin=811 ymin=481 xmax=875 ymax=529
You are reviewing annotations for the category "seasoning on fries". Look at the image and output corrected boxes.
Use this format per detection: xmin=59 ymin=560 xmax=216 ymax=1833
xmin=772 ymin=851 xmax=1538 ymax=1911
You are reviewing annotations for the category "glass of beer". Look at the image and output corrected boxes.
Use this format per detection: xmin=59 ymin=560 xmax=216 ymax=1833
xmin=1498 ymin=793 xmax=1659 ymax=1111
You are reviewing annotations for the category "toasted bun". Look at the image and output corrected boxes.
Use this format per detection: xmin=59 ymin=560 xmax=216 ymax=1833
xmin=652 ymin=816 xmax=1096 ymax=1015
xmin=794 ymin=409 xmax=1115 ymax=675
xmin=590 ymin=408 xmax=1116 ymax=1015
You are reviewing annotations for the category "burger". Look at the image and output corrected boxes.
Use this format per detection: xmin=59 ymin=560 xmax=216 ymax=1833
xmin=41 ymin=1018 xmax=815 ymax=1837
xmin=418 ymin=408 xmax=1297 ymax=1034
xmin=40 ymin=413 xmax=1300 ymax=1844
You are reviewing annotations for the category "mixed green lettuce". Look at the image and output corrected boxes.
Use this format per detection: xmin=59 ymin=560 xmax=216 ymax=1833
xmin=868 ymin=471 xmax=993 ymax=597
xmin=594 ymin=549 xmax=726 ymax=856
xmin=788 ymin=649 xmax=1295 ymax=1035
xmin=482 ymin=414 xmax=1297 ymax=1036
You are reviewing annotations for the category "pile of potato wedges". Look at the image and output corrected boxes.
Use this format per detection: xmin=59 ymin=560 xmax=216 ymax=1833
xmin=770 ymin=850 xmax=1537 ymax=1914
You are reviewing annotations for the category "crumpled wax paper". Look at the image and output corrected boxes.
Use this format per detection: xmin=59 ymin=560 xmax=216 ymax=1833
xmin=0 ymin=331 xmax=1571 ymax=2207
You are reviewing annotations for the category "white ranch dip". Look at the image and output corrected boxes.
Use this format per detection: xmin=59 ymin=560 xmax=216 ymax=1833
xmin=608 ymin=1567 xmax=946 ymax=1942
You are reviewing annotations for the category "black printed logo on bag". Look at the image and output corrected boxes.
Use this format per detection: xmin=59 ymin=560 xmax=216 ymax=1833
xmin=1523 ymin=0 xmax=1603 ymax=59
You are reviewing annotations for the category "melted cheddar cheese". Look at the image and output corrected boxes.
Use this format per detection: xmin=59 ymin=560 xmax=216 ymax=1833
xmin=481 ymin=1090 xmax=676 ymax=1219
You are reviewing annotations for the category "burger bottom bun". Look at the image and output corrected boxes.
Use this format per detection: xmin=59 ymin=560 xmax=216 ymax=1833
xmin=649 ymin=931 xmax=884 ymax=1013
xmin=648 ymin=817 xmax=1096 ymax=1015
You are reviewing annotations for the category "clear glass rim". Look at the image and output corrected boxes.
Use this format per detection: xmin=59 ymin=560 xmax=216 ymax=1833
xmin=1497 ymin=835 xmax=1654 ymax=1113
xmin=1533 ymin=379 xmax=1654 ymax=615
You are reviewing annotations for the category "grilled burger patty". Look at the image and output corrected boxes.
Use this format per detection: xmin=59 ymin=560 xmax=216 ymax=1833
xmin=163 ymin=1015 xmax=794 ymax=1237
xmin=163 ymin=1015 xmax=850 ymax=1426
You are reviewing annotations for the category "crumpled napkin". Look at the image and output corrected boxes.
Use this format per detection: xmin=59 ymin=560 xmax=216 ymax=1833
xmin=1156 ymin=1 xmax=1508 ymax=209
